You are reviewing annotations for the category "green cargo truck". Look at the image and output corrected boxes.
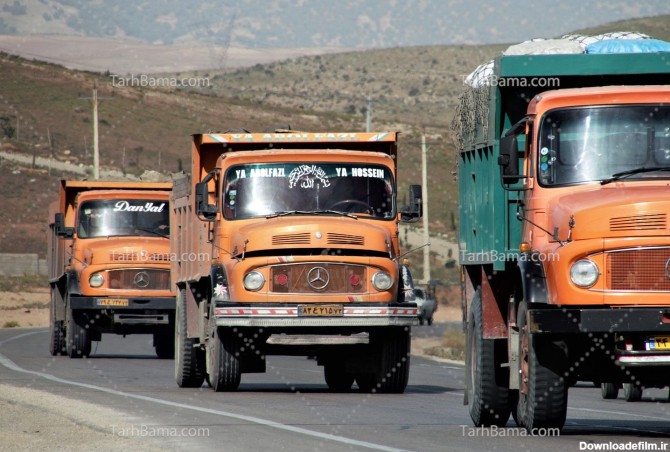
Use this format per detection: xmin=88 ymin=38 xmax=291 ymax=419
xmin=457 ymin=52 xmax=670 ymax=431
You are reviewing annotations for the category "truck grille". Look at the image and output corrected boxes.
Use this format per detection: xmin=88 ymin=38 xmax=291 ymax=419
xmin=270 ymin=263 xmax=366 ymax=294
xmin=609 ymin=213 xmax=666 ymax=232
xmin=271 ymin=233 xmax=365 ymax=246
xmin=272 ymin=233 xmax=311 ymax=245
xmin=327 ymin=233 xmax=364 ymax=245
xmin=107 ymin=269 xmax=171 ymax=290
xmin=606 ymin=248 xmax=670 ymax=291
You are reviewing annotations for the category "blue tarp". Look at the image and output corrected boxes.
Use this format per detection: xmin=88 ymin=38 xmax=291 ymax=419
xmin=586 ymin=38 xmax=670 ymax=54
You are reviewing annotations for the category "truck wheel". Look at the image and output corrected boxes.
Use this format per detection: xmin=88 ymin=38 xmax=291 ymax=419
xmin=65 ymin=295 xmax=91 ymax=358
xmin=601 ymin=382 xmax=619 ymax=399
xmin=466 ymin=290 xmax=510 ymax=427
xmin=623 ymin=383 xmax=642 ymax=402
xmin=207 ymin=326 xmax=241 ymax=392
xmin=49 ymin=289 xmax=65 ymax=356
xmin=356 ymin=327 xmax=410 ymax=394
xmin=324 ymin=363 xmax=354 ymax=392
xmin=175 ymin=287 xmax=204 ymax=388
xmin=154 ymin=331 xmax=174 ymax=359
xmin=516 ymin=302 xmax=567 ymax=431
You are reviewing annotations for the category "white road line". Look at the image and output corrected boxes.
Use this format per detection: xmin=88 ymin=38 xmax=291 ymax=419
xmin=0 ymin=330 xmax=410 ymax=452
xmin=568 ymin=406 xmax=669 ymax=422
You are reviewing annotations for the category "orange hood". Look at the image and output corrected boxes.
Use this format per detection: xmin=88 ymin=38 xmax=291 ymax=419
xmin=230 ymin=217 xmax=393 ymax=257
xmin=549 ymin=185 xmax=670 ymax=242
xmin=78 ymin=236 xmax=171 ymax=266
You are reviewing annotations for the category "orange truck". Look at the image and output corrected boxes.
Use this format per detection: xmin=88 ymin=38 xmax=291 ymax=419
xmin=171 ymin=131 xmax=422 ymax=392
xmin=458 ymin=52 xmax=670 ymax=430
xmin=48 ymin=180 xmax=175 ymax=358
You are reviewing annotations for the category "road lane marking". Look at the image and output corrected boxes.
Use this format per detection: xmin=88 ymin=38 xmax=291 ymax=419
xmin=0 ymin=330 xmax=410 ymax=452
xmin=568 ymin=406 xmax=669 ymax=422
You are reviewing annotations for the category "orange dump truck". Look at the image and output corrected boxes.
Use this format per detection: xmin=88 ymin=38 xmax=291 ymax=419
xmin=48 ymin=180 xmax=175 ymax=358
xmin=458 ymin=52 xmax=670 ymax=431
xmin=171 ymin=131 xmax=422 ymax=392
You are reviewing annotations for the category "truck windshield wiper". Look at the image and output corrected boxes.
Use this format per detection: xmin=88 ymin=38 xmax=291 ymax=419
xmin=600 ymin=166 xmax=670 ymax=185
xmin=266 ymin=210 xmax=358 ymax=219
xmin=312 ymin=209 xmax=359 ymax=219
xmin=136 ymin=227 xmax=169 ymax=239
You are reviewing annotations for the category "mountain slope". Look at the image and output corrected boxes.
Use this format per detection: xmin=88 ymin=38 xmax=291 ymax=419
xmin=2 ymin=12 xmax=670 ymax=259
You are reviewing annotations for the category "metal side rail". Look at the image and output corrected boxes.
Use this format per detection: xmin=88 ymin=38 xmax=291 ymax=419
xmin=213 ymin=302 xmax=418 ymax=327
xmin=616 ymin=349 xmax=670 ymax=366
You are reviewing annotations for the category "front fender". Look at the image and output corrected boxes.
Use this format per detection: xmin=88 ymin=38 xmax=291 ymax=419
xmin=210 ymin=264 xmax=230 ymax=302
xmin=518 ymin=253 xmax=548 ymax=303
xmin=66 ymin=269 xmax=81 ymax=296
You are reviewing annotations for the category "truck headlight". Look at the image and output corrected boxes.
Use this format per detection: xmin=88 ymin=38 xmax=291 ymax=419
xmin=243 ymin=271 xmax=265 ymax=291
xmin=89 ymin=273 xmax=105 ymax=288
xmin=570 ymin=259 xmax=599 ymax=288
xmin=371 ymin=271 xmax=393 ymax=291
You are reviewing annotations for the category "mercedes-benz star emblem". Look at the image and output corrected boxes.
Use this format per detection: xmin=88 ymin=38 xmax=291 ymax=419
xmin=665 ymin=258 xmax=670 ymax=281
xmin=307 ymin=266 xmax=330 ymax=290
xmin=134 ymin=271 xmax=150 ymax=288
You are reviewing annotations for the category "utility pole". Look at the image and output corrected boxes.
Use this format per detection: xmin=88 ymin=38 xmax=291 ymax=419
xmin=92 ymin=88 xmax=99 ymax=179
xmin=365 ymin=96 xmax=372 ymax=132
xmin=79 ymin=87 xmax=111 ymax=180
xmin=421 ymin=134 xmax=430 ymax=284
xmin=47 ymin=126 xmax=53 ymax=176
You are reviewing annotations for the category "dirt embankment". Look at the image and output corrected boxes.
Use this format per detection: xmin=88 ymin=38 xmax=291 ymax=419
xmin=0 ymin=385 xmax=168 ymax=451
xmin=0 ymin=288 xmax=49 ymax=328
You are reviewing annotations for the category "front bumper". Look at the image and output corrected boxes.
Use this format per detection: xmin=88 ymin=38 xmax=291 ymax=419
xmin=530 ymin=307 xmax=670 ymax=367
xmin=69 ymin=296 xmax=175 ymax=326
xmin=214 ymin=302 xmax=418 ymax=327
xmin=529 ymin=307 xmax=670 ymax=334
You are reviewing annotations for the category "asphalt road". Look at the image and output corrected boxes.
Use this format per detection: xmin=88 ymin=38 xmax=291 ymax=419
xmin=1 ymin=326 xmax=669 ymax=452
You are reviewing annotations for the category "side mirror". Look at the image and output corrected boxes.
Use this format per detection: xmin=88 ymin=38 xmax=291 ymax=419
xmin=400 ymin=184 xmax=422 ymax=222
xmin=195 ymin=181 xmax=218 ymax=221
xmin=498 ymin=135 xmax=520 ymax=184
xmin=54 ymin=213 xmax=75 ymax=238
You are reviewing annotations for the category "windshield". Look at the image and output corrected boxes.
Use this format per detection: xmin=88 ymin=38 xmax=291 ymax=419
xmin=223 ymin=163 xmax=395 ymax=220
xmin=77 ymin=199 xmax=169 ymax=238
xmin=538 ymin=105 xmax=670 ymax=186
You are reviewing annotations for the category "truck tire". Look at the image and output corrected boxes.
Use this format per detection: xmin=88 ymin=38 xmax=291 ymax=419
xmin=65 ymin=294 xmax=91 ymax=358
xmin=175 ymin=287 xmax=204 ymax=388
xmin=516 ymin=302 xmax=567 ymax=431
xmin=356 ymin=327 xmax=410 ymax=394
xmin=49 ymin=289 xmax=66 ymax=356
xmin=154 ymin=331 xmax=174 ymax=359
xmin=466 ymin=290 xmax=511 ymax=427
xmin=623 ymin=383 xmax=642 ymax=402
xmin=207 ymin=326 xmax=241 ymax=392
xmin=601 ymin=382 xmax=619 ymax=400
xmin=324 ymin=362 xmax=354 ymax=392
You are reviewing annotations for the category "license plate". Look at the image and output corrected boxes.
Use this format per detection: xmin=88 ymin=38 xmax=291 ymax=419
xmin=97 ymin=298 xmax=129 ymax=307
xmin=646 ymin=336 xmax=670 ymax=350
xmin=298 ymin=305 xmax=343 ymax=317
